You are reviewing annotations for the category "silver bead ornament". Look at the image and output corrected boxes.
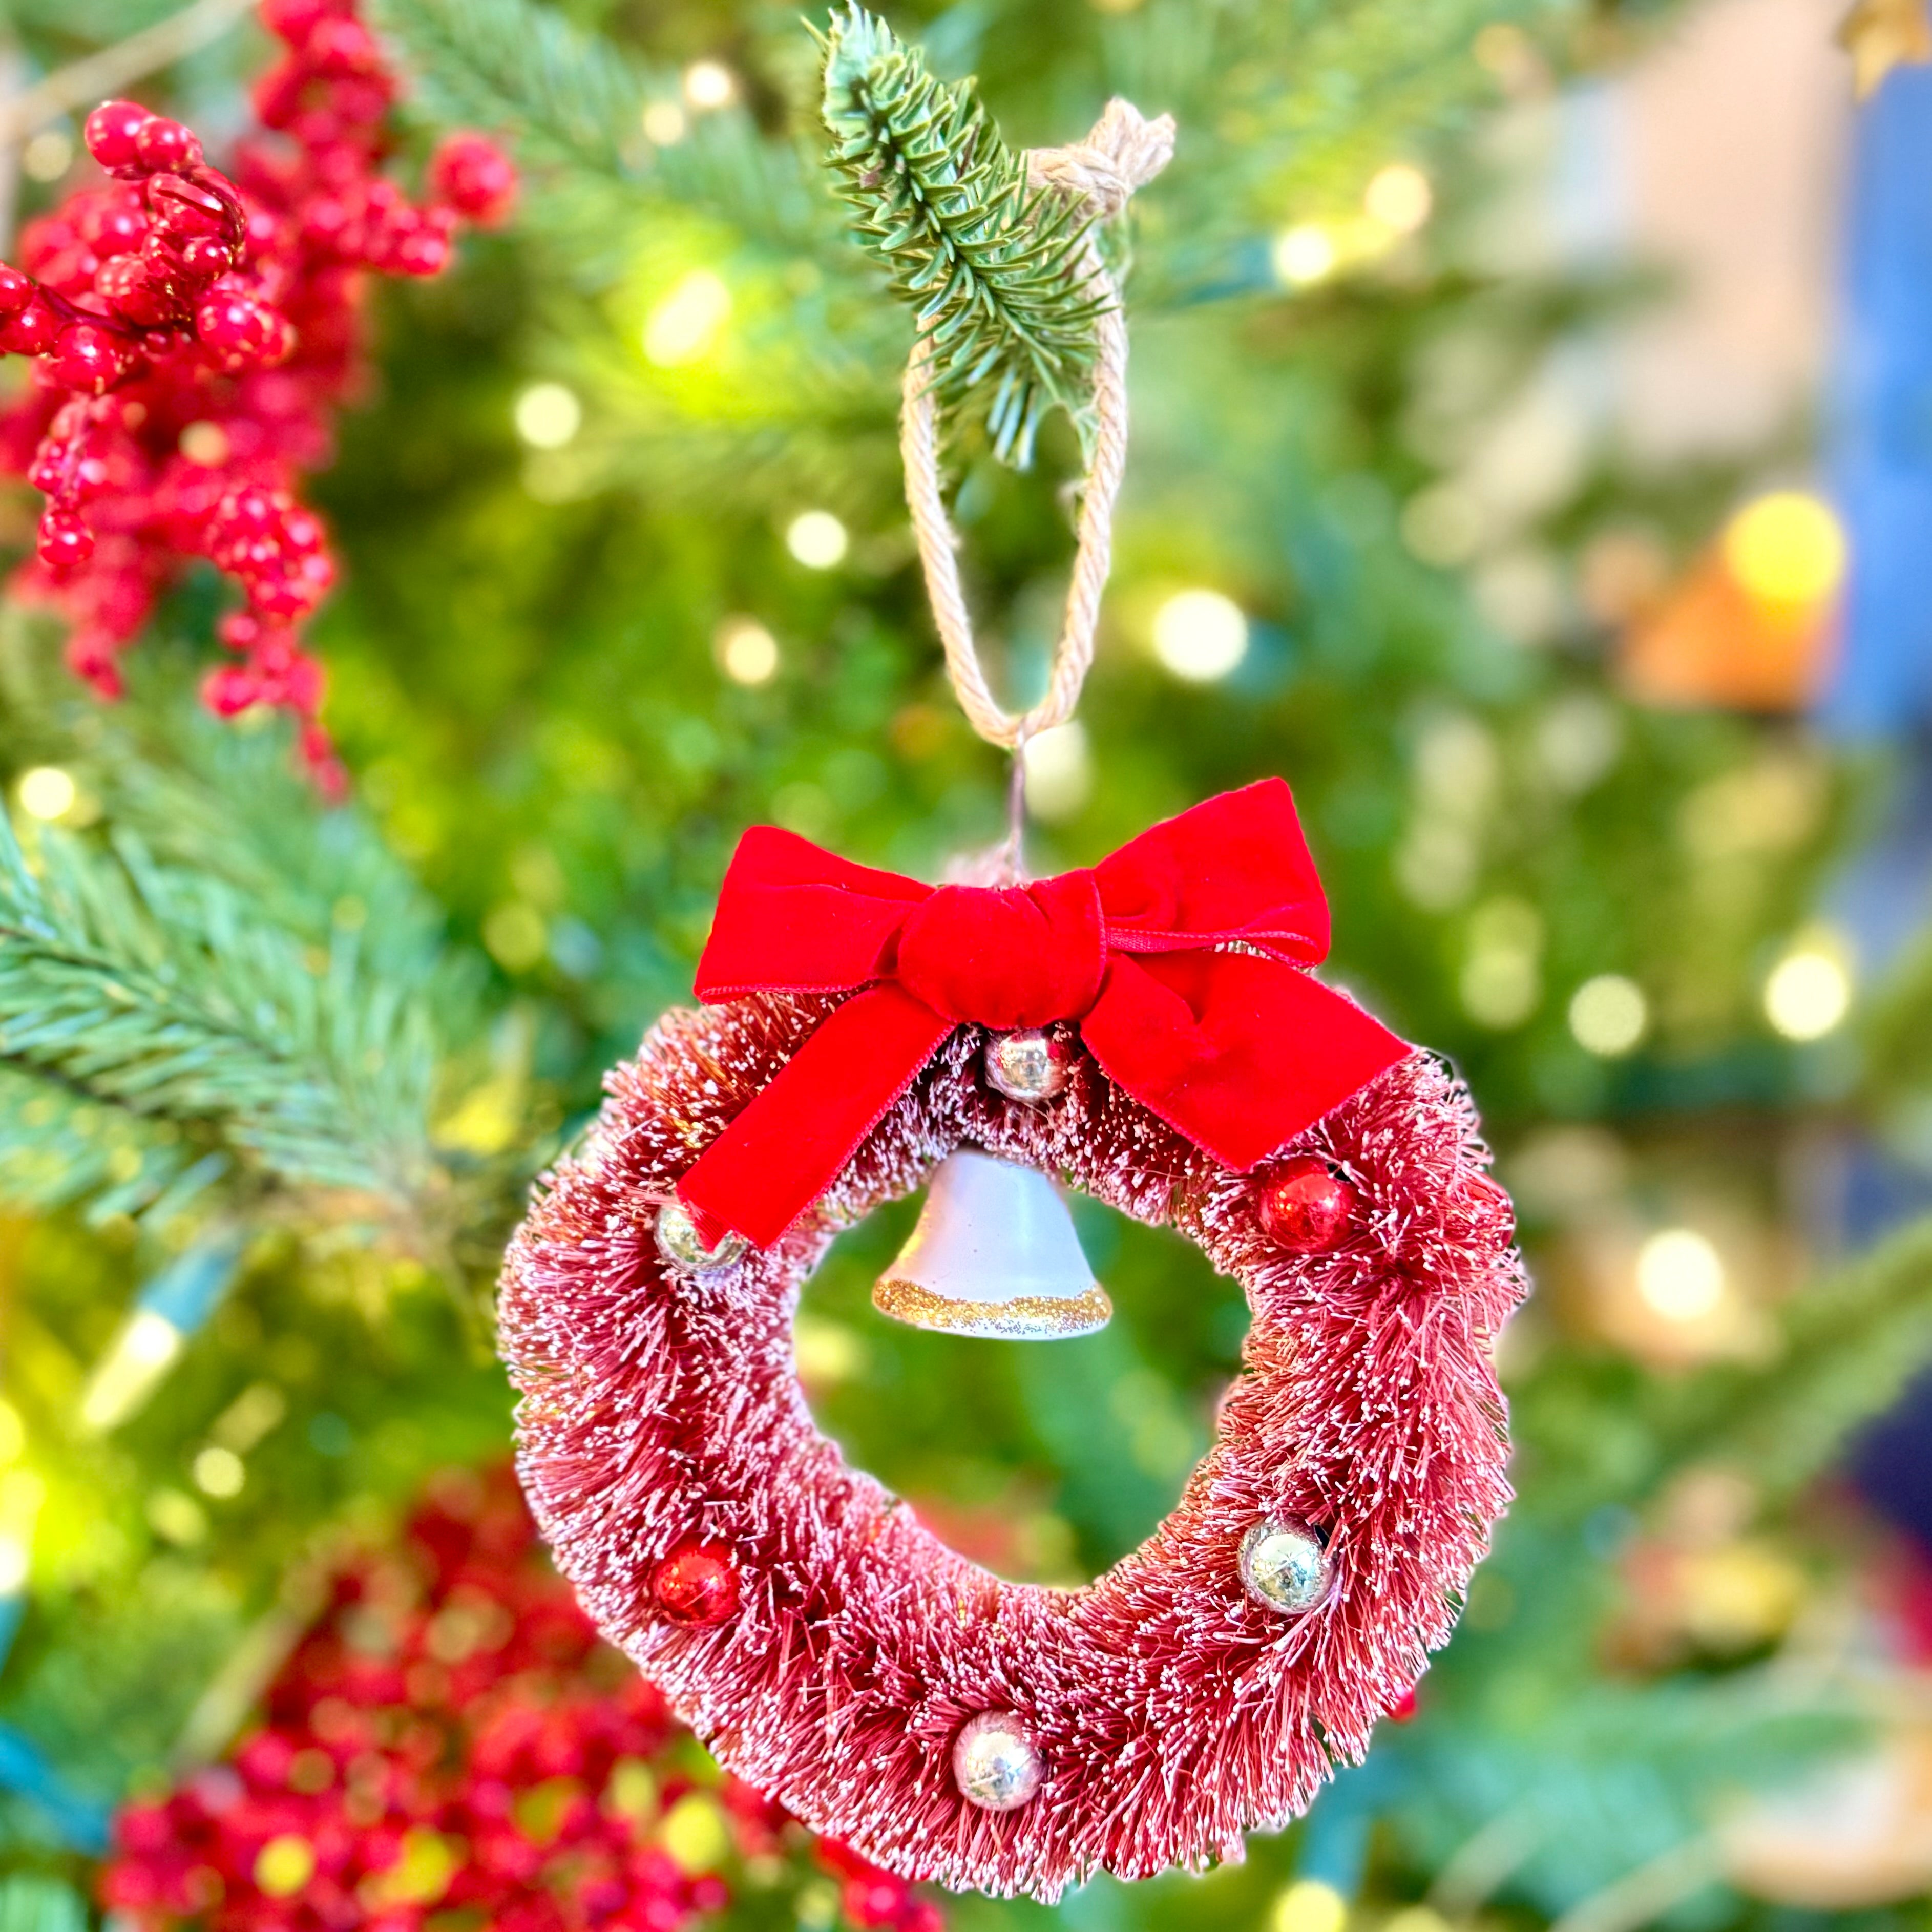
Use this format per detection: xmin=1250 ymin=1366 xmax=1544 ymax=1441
xmin=951 ymin=1711 xmax=1044 ymax=1812
xmin=1238 ymin=1519 xmax=1331 ymax=1615
xmin=985 ymin=1028 xmax=1069 ymax=1104
xmin=656 ymin=1199 xmax=749 ymax=1275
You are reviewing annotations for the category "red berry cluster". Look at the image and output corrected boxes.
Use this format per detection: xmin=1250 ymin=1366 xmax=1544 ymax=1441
xmin=816 ymin=1842 xmax=944 ymax=1932
xmin=101 ymin=1471 xmax=936 ymax=1932
xmin=0 ymin=0 xmax=514 ymax=790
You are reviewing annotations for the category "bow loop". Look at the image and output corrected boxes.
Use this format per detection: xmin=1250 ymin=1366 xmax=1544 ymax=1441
xmin=678 ymin=781 xmax=1409 ymax=1248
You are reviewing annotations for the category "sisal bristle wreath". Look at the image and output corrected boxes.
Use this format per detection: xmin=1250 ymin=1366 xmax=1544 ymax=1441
xmin=499 ymin=991 xmax=1526 ymax=1900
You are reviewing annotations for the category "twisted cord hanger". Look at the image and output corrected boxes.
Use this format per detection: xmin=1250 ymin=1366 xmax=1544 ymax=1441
xmin=899 ymin=97 xmax=1174 ymax=797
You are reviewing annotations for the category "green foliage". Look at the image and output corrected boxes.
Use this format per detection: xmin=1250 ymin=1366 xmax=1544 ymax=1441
xmin=0 ymin=1876 xmax=85 ymax=1932
xmin=0 ymin=806 xmax=440 ymax=1211
xmin=369 ymin=0 xmax=647 ymax=176
xmin=820 ymin=5 xmax=1102 ymax=465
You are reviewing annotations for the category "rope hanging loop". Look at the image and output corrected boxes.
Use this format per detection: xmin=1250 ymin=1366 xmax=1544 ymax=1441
xmin=899 ymin=97 xmax=1175 ymax=755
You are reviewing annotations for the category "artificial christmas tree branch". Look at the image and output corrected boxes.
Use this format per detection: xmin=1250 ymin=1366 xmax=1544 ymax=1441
xmin=820 ymin=5 xmax=1112 ymax=465
xmin=0 ymin=813 xmax=440 ymax=1209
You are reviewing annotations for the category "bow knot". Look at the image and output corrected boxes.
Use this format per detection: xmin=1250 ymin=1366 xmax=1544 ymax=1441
xmin=896 ymin=872 xmax=1105 ymax=1027
xmin=678 ymin=780 xmax=1408 ymax=1248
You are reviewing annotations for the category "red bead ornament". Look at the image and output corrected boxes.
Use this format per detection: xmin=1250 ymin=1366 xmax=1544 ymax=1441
xmin=1256 ymin=1155 xmax=1358 ymax=1253
xmin=502 ymin=969 xmax=1525 ymax=1896
xmin=0 ymin=10 xmax=516 ymax=786
xmin=654 ymin=1544 xmax=741 ymax=1626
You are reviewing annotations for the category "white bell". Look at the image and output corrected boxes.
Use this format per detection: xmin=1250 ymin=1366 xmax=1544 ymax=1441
xmin=873 ymin=1149 xmax=1111 ymax=1339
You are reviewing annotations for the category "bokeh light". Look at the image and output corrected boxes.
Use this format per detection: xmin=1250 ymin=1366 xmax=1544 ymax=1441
xmin=1022 ymin=721 xmax=1093 ymax=820
xmin=1721 ymin=491 xmax=1846 ymax=608
xmin=1635 ymin=1229 xmax=1725 ymax=1323
xmin=1569 ymin=974 xmax=1648 ymax=1056
xmin=514 ymin=382 xmax=582 ymax=450
xmin=1764 ymin=941 xmax=1853 ymax=1040
xmin=715 ymin=616 xmax=780 ymax=686
xmin=1151 ymin=589 xmax=1249 ymax=680
xmin=642 ymin=100 xmax=687 ymax=145
xmin=682 ymin=60 xmax=737 ymax=109
xmin=786 ymin=511 xmax=849 ymax=569
xmin=16 ymin=766 xmax=76 ymax=821
xmin=1365 ymin=163 xmax=1433 ymax=232
xmin=1273 ymin=224 xmax=1338 ymax=286
xmin=1273 ymin=1880 xmax=1347 ymax=1932
xmin=645 ymin=270 xmax=732 ymax=367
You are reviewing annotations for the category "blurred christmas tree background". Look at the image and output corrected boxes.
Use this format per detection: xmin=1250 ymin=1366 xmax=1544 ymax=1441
xmin=2 ymin=0 xmax=1932 ymax=1927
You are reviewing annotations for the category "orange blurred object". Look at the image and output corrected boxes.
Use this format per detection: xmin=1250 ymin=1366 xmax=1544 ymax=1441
xmin=1620 ymin=549 xmax=1839 ymax=711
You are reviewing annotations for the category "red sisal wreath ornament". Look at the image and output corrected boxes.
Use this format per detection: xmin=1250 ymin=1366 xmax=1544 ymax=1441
xmin=499 ymin=86 xmax=1525 ymax=1902
xmin=499 ymin=786 xmax=1526 ymax=1900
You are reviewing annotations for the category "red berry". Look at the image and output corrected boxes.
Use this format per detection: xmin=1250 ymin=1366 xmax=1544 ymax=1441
xmin=1255 ymin=1156 xmax=1359 ymax=1253
xmin=260 ymin=0 xmax=329 ymax=41
xmin=134 ymin=118 xmax=202 ymax=174
xmin=176 ymin=235 xmax=238 ymax=281
xmin=428 ymin=133 xmax=518 ymax=226
xmin=95 ymin=255 xmax=181 ymax=327
xmin=1385 ymin=1686 xmax=1419 ymax=1723
xmin=36 ymin=507 xmax=95 ymax=573
xmin=85 ymin=101 xmax=154 ymax=172
xmin=201 ymin=663 xmax=261 ymax=717
xmin=145 ymin=172 xmax=236 ymax=244
xmin=194 ymin=289 xmax=279 ymax=364
xmin=50 ymin=323 xmax=133 ymax=395
xmin=0 ymin=266 xmax=32 ymax=317
xmin=78 ymin=196 xmax=147 ymax=258
xmin=0 ymin=293 xmax=60 ymax=359
xmin=651 ymin=1545 xmax=739 ymax=1626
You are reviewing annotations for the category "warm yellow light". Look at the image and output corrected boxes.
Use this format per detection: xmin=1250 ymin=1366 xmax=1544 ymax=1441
xmin=1151 ymin=589 xmax=1249 ymax=681
xmin=644 ymin=270 xmax=732 ymax=367
xmin=682 ymin=60 xmax=737 ymax=110
xmin=22 ymin=132 xmax=72 ymax=184
xmin=1022 ymin=721 xmax=1093 ymax=821
xmin=514 ymin=383 xmax=582 ymax=450
xmin=662 ymin=1792 xmax=730 ymax=1873
xmin=642 ymin=101 xmax=688 ymax=146
xmin=1365 ymin=163 xmax=1433 ymax=233
xmin=1569 ymin=975 xmax=1647 ymax=1057
xmin=0 ymin=1401 xmax=24 ymax=1466
xmin=1272 ymin=1879 xmax=1347 ymax=1932
xmin=0 ymin=1531 xmax=28 ymax=1595
xmin=18 ymin=767 xmax=76 ymax=821
xmin=1273 ymin=224 xmax=1338 ymax=286
xmin=255 ymin=1835 xmax=316 ymax=1898
xmin=786 ymin=510 xmax=849 ymax=570
xmin=715 ymin=617 xmax=780 ymax=686
xmin=80 ymin=1310 xmax=184 ymax=1432
xmin=1721 ymin=492 xmax=1846 ymax=609
xmin=1765 ymin=946 xmax=1852 ymax=1041
xmin=193 ymin=1444 xmax=246 ymax=1498
xmin=1635 ymin=1229 xmax=1725 ymax=1323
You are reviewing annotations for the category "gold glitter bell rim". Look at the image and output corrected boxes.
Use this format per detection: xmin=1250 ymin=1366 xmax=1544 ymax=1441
xmin=872 ymin=1148 xmax=1111 ymax=1340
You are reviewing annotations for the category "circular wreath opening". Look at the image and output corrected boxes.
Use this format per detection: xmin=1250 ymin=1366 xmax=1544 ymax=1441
xmin=500 ymin=993 xmax=1526 ymax=1900
xmin=784 ymin=1161 xmax=1237 ymax=1591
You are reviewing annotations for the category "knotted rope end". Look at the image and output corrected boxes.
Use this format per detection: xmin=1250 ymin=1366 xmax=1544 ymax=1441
xmin=1024 ymin=97 xmax=1176 ymax=222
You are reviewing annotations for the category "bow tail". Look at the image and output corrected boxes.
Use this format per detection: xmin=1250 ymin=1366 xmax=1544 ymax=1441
xmin=678 ymin=985 xmax=955 ymax=1249
xmin=1081 ymin=951 xmax=1409 ymax=1173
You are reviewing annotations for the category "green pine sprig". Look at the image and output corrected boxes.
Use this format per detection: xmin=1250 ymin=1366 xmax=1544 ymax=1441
xmin=819 ymin=4 xmax=1103 ymax=465
xmin=0 ymin=813 xmax=439 ymax=1212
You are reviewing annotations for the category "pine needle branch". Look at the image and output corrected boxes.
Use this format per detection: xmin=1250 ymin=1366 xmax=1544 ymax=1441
xmin=0 ymin=812 xmax=440 ymax=1210
xmin=367 ymin=0 xmax=647 ymax=177
xmin=819 ymin=4 xmax=1102 ymax=465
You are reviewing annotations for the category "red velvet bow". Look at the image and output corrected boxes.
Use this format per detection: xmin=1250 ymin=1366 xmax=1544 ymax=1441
xmin=678 ymin=779 xmax=1408 ymax=1247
